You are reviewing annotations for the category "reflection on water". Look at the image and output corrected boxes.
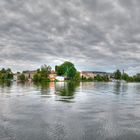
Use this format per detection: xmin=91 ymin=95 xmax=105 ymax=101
xmin=55 ymin=82 xmax=80 ymax=102
xmin=55 ymin=82 xmax=79 ymax=96
xmin=0 ymin=82 xmax=140 ymax=140
xmin=34 ymin=82 xmax=50 ymax=95
xmin=0 ymin=81 xmax=12 ymax=87
xmin=113 ymin=82 xmax=128 ymax=95
xmin=33 ymin=82 xmax=80 ymax=101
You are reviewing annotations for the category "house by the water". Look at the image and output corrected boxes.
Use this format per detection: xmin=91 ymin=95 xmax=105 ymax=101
xmin=48 ymin=70 xmax=57 ymax=81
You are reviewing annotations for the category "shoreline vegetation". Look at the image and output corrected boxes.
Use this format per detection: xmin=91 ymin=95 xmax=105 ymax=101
xmin=0 ymin=61 xmax=140 ymax=83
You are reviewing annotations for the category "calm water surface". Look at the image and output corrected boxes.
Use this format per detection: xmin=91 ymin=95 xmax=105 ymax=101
xmin=0 ymin=82 xmax=140 ymax=140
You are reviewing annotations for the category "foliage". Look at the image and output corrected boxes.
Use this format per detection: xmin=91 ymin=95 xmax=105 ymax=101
xmin=94 ymin=75 xmax=109 ymax=82
xmin=18 ymin=73 xmax=26 ymax=82
xmin=55 ymin=65 xmax=64 ymax=76
xmin=33 ymin=73 xmax=41 ymax=82
xmin=113 ymin=70 xmax=139 ymax=82
xmin=81 ymin=76 xmax=94 ymax=82
xmin=121 ymin=73 xmax=133 ymax=82
xmin=133 ymin=73 xmax=140 ymax=82
xmin=33 ymin=65 xmax=51 ymax=82
xmin=0 ymin=68 xmax=13 ymax=81
xmin=41 ymin=65 xmax=51 ymax=78
xmin=114 ymin=70 xmax=122 ymax=80
xmin=73 ymin=72 xmax=81 ymax=81
xmin=81 ymin=74 xmax=109 ymax=82
xmin=55 ymin=61 xmax=77 ymax=79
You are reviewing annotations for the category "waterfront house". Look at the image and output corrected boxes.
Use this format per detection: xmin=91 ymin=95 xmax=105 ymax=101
xmin=49 ymin=71 xmax=57 ymax=81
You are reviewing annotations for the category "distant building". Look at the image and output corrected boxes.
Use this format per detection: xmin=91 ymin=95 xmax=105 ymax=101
xmin=49 ymin=71 xmax=57 ymax=81
xmin=80 ymin=71 xmax=97 ymax=79
xmin=23 ymin=70 xmax=37 ymax=80
xmin=80 ymin=71 xmax=113 ymax=79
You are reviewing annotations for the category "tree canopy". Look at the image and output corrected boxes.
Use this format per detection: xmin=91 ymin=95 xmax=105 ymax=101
xmin=55 ymin=61 xmax=77 ymax=79
xmin=114 ymin=70 xmax=122 ymax=80
xmin=0 ymin=68 xmax=13 ymax=81
xmin=33 ymin=65 xmax=51 ymax=82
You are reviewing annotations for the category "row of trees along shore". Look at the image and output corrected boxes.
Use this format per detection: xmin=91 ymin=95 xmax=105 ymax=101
xmin=0 ymin=62 xmax=140 ymax=83
xmin=0 ymin=68 xmax=13 ymax=82
xmin=113 ymin=70 xmax=140 ymax=82
xmin=82 ymin=70 xmax=140 ymax=82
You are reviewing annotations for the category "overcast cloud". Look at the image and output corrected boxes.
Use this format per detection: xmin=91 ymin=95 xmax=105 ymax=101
xmin=0 ymin=0 xmax=140 ymax=74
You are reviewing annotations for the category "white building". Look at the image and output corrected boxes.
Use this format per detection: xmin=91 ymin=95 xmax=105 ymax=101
xmin=56 ymin=76 xmax=65 ymax=82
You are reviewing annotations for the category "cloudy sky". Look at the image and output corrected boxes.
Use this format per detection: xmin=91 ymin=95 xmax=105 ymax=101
xmin=0 ymin=0 xmax=140 ymax=75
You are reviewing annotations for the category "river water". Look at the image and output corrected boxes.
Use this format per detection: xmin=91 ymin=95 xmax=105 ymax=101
xmin=0 ymin=82 xmax=140 ymax=140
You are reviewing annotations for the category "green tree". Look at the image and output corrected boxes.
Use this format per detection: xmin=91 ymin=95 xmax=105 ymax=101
xmin=0 ymin=68 xmax=13 ymax=81
xmin=122 ymin=73 xmax=129 ymax=81
xmin=74 ymin=72 xmax=81 ymax=81
xmin=18 ymin=74 xmax=26 ymax=82
xmin=1 ymin=68 xmax=6 ymax=73
xmin=33 ymin=73 xmax=41 ymax=82
xmin=5 ymin=68 xmax=13 ymax=80
xmin=40 ymin=65 xmax=51 ymax=78
xmin=94 ymin=75 xmax=109 ymax=82
xmin=114 ymin=70 xmax=122 ymax=80
xmin=56 ymin=61 xmax=77 ymax=79
xmin=33 ymin=65 xmax=51 ymax=82
xmin=133 ymin=73 xmax=140 ymax=82
xmin=55 ymin=65 xmax=64 ymax=76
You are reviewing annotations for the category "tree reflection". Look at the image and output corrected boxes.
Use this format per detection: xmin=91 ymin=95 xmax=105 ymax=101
xmin=33 ymin=81 xmax=80 ymax=99
xmin=113 ymin=82 xmax=128 ymax=95
xmin=0 ymin=81 xmax=12 ymax=87
xmin=55 ymin=82 xmax=80 ymax=98
xmin=34 ymin=82 xmax=50 ymax=95
xmin=113 ymin=82 xmax=121 ymax=95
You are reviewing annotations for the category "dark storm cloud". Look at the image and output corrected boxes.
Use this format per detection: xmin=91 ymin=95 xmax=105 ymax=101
xmin=0 ymin=0 xmax=140 ymax=74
